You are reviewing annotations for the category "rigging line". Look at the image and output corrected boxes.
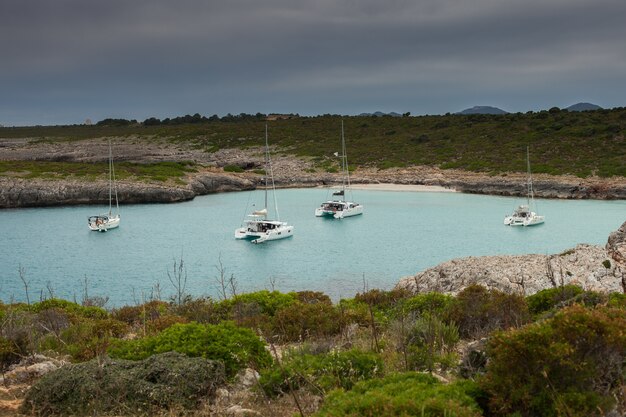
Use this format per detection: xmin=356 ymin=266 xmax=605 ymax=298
xmin=266 ymin=125 xmax=280 ymax=221
xmin=239 ymin=189 xmax=253 ymax=227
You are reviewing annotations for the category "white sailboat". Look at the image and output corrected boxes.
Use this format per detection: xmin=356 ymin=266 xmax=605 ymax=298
xmin=88 ymin=140 xmax=120 ymax=232
xmin=504 ymin=146 xmax=545 ymax=227
xmin=235 ymin=125 xmax=294 ymax=244
xmin=315 ymin=120 xmax=363 ymax=219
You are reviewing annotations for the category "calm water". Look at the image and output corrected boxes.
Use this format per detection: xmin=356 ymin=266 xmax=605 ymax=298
xmin=1 ymin=189 xmax=624 ymax=306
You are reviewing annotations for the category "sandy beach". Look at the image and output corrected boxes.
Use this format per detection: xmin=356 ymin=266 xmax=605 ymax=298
xmin=333 ymin=183 xmax=457 ymax=193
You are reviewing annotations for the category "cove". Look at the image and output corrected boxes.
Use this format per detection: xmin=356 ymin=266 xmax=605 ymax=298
xmin=0 ymin=188 xmax=624 ymax=306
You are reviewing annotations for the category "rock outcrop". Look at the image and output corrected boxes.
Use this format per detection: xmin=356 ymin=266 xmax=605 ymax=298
xmin=396 ymin=242 xmax=625 ymax=296
xmin=606 ymin=220 xmax=626 ymax=266
xmin=0 ymin=172 xmax=256 ymax=208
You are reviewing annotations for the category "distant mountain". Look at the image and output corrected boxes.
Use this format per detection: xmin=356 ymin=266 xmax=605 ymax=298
xmin=359 ymin=111 xmax=402 ymax=117
xmin=565 ymin=102 xmax=602 ymax=112
xmin=457 ymin=106 xmax=508 ymax=115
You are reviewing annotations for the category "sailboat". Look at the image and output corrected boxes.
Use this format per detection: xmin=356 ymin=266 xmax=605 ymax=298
xmin=504 ymin=146 xmax=545 ymax=227
xmin=315 ymin=120 xmax=363 ymax=219
xmin=88 ymin=140 xmax=120 ymax=232
xmin=235 ymin=125 xmax=294 ymax=244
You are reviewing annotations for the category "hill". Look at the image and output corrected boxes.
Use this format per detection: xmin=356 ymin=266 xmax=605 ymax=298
xmin=1 ymin=107 xmax=625 ymax=180
xmin=565 ymin=102 xmax=603 ymax=112
xmin=457 ymin=106 xmax=508 ymax=115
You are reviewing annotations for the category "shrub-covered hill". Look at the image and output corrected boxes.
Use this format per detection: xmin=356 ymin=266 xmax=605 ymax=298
xmin=1 ymin=107 xmax=625 ymax=178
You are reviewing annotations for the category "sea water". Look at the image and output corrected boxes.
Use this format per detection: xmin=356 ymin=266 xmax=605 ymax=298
xmin=0 ymin=188 xmax=624 ymax=306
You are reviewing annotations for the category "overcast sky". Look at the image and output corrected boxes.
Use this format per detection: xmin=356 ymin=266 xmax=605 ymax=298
xmin=1 ymin=0 xmax=625 ymax=126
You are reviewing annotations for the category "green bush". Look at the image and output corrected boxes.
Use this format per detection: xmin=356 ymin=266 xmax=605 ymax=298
xmin=29 ymin=298 xmax=108 ymax=320
xmin=398 ymin=292 xmax=455 ymax=318
xmin=40 ymin=317 xmax=128 ymax=361
xmin=218 ymin=290 xmax=298 ymax=318
xmin=272 ymin=301 xmax=342 ymax=342
xmin=314 ymin=372 xmax=483 ymax=417
xmin=526 ymin=285 xmax=584 ymax=316
xmin=259 ymin=348 xmax=383 ymax=396
xmin=481 ymin=305 xmax=626 ymax=416
xmin=407 ymin=315 xmax=459 ymax=372
xmin=223 ymin=164 xmax=244 ymax=172
xmin=448 ymin=285 xmax=530 ymax=338
xmin=108 ymin=321 xmax=272 ymax=378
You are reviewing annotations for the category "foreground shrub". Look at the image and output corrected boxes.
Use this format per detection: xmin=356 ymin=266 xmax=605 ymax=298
xmin=272 ymin=301 xmax=342 ymax=342
xmin=20 ymin=352 xmax=225 ymax=416
xmin=448 ymin=285 xmax=530 ymax=338
xmin=481 ymin=305 xmax=626 ymax=416
xmin=407 ymin=315 xmax=459 ymax=372
xmin=398 ymin=292 xmax=454 ymax=319
xmin=259 ymin=348 xmax=383 ymax=396
xmin=112 ymin=300 xmax=170 ymax=327
xmin=108 ymin=321 xmax=271 ymax=378
xmin=314 ymin=372 xmax=483 ymax=417
xmin=526 ymin=285 xmax=584 ymax=315
xmin=29 ymin=298 xmax=108 ymax=320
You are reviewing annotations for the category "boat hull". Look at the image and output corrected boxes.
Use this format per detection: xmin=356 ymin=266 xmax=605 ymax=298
xmin=504 ymin=212 xmax=544 ymax=227
xmin=88 ymin=215 xmax=120 ymax=232
xmin=235 ymin=225 xmax=294 ymax=243
xmin=315 ymin=201 xmax=363 ymax=219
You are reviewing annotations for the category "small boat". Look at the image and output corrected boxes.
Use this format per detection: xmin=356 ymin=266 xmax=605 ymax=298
xmin=504 ymin=147 xmax=544 ymax=227
xmin=88 ymin=140 xmax=120 ymax=232
xmin=235 ymin=125 xmax=294 ymax=244
xmin=315 ymin=120 xmax=363 ymax=219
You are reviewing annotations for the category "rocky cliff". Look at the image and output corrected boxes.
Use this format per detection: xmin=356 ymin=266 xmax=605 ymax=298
xmin=396 ymin=221 xmax=626 ymax=296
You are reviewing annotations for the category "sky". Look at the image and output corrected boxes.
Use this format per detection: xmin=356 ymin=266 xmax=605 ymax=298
xmin=1 ymin=0 xmax=626 ymax=126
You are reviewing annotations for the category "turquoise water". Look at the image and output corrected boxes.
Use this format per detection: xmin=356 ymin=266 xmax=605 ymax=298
xmin=0 ymin=189 xmax=624 ymax=306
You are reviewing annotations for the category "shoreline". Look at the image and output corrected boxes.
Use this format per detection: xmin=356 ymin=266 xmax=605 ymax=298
xmin=328 ymin=183 xmax=456 ymax=193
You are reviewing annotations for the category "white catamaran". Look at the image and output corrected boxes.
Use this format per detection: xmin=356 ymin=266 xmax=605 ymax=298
xmin=235 ymin=125 xmax=294 ymax=244
xmin=88 ymin=140 xmax=120 ymax=232
xmin=504 ymin=146 xmax=545 ymax=227
xmin=315 ymin=120 xmax=363 ymax=219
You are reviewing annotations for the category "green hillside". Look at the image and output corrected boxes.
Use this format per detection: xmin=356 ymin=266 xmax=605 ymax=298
xmin=2 ymin=108 xmax=625 ymax=178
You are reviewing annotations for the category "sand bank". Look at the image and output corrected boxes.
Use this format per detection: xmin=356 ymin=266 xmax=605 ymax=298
xmin=341 ymin=183 xmax=456 ymax=193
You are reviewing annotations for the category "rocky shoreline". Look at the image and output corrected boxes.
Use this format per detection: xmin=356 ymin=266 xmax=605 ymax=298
xmin=396 ymin=221 xmax=626 ymax=296
xmin=1 ymin=137 xmax=626 ymax=208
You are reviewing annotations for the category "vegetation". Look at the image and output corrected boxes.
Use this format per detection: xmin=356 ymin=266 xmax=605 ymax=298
xmin=108 ymin=321 xmax=272 ymax=378
xmin=0 ymin=160 xmax=197 ymax=182
xmin=20 ymin=352 xmax=225 ymax=416
xmin=1 ymin=284 xmax=624 ymax=416
xmin=315 ymin=373 xmax=483 ymax=417
xmin=1 ymin=108 xmax=625 ymax=177
xmin=482 ymin=305 xmax=626 ymax=416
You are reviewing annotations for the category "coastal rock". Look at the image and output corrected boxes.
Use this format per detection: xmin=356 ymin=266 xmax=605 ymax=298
xmin=189 ymin=173 xmax=256 ymax=194
xmin=606 ymin=220 xmax=626 ymax=266
xmin=0 ymin=355 xmax=68 ymax=385
xmin=396 ymin=244 xmax=623 ymax=296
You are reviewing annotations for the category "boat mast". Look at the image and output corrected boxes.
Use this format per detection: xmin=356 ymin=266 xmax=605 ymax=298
xmin=108 ymin=140 xmax=113 ymax=216
xmin=265 ymin=124 xmax=280 ymax=221
xmin=342 ymin=119 xmax=353 ymax=203
xmin=107 ymin=139 xmax=120 ymax=217
xmin=526 ymin=146 xmax=534 ymax=207
xmin=264 ymin=125 xmax=268 ymax=212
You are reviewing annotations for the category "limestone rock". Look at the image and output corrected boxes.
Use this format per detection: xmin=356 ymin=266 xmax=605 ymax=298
xmin=396 ymin=244 xmax=623 ymax=296
xmin=606 ymin=220 xmax=626 ymax=266
xmin=236 ymin=368 xmax=260 ymax=389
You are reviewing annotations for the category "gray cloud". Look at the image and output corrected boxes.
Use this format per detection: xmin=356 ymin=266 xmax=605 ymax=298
xmin=1 ymin=0 xmax=625 ymax=125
